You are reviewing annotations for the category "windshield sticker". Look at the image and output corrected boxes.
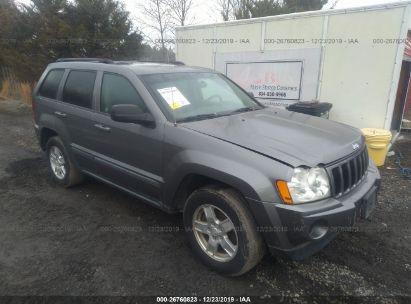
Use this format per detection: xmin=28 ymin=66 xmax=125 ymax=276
xmin=157 ymin=87 xmax=190 ymax=110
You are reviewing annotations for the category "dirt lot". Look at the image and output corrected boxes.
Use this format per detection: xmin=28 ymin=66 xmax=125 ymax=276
xmin=0 ymin=99 xmax=410 ymax=301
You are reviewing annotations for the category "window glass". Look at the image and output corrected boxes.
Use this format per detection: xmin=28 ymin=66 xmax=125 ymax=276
xmin=63 ymin=70 xmax=96 ymax=108
xmin=199 ymin=78 xmax=243 ymax=105
xmin=142 ymin=72 xmax=261 ymax=122
xmin=100 ymin=73 xmax=147 ymax=113
xmin=38 ymin=69 xmax=64 ymax=99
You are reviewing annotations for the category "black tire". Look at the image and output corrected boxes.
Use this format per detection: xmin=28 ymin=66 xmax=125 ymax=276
xmin=183 ymin=185 xmax=265 ymax=276
xmin=46 ymin=136 xmax=84 ymax=187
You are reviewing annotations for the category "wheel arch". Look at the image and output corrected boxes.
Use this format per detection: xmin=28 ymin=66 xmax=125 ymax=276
xmin=165 ymin=167 xmax=261 ymax=212
xmin=40 ymin=127 xmax=58 ymax=151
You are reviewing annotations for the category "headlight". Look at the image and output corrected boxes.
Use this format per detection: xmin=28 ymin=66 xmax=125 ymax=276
xmin=277 ymin=167 xmax=330 ymax=204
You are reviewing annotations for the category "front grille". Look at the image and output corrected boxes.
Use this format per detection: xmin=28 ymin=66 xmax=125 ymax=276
xmin=328 ymin=148 xmax=369 ymax=197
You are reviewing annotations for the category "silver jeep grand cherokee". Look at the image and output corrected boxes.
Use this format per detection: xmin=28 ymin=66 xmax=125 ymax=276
xmin=33 ymin=58 xmax=380 ymax=276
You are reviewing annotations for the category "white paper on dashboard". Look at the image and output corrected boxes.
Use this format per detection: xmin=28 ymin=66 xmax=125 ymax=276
xmin=157 ymin=87 xmax=190 ymax=109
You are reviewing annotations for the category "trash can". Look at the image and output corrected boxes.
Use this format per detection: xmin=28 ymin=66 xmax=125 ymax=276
xmin=286 ymin=102 xmax=333 ymax=119
xmin=361 ymin=128 xmax=392 ymax=166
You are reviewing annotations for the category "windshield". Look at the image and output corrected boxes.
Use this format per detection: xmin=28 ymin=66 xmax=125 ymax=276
xmin=142 ymin=72 xmax=262 ymax=122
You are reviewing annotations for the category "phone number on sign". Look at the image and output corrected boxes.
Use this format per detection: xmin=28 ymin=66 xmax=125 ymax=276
xmin=258 ymin=91 xmax=287 ymax=98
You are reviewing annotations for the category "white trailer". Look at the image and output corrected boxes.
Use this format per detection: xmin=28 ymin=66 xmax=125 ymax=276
xmin=176 ymin=1 xmax=411 ymax=131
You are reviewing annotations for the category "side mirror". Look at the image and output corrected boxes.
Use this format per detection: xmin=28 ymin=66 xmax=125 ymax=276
xmin=110 ymin=104 xmax=155 ymax=127
xmin=247 ymin=91 xmax=254 ymax=98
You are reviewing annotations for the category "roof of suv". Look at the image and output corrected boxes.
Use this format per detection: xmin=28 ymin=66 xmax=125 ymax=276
xmin=48 ymin=60 xmax=214 ymax=75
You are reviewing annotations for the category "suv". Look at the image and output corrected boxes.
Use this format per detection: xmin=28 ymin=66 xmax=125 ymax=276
xmin=33 ymin=58 xmax=380 ymax=276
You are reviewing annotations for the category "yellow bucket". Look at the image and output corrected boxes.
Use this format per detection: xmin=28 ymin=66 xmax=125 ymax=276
xmin=361 ymin=128 xmax=392 ymax=166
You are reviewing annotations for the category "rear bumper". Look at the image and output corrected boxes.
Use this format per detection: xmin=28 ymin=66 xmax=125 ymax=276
xmin=248 ymin=163 xmax=381 ymax=260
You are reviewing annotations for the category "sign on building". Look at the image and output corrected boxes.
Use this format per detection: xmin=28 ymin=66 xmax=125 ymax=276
xmin=226 ymin=61 xmax=303 ymax=100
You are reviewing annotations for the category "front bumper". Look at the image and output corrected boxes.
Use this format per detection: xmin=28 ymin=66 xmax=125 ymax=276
xmin=248 ymin=163 xmax=381 ymax=260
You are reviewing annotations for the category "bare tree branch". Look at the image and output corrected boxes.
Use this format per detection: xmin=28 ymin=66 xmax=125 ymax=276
xmin=166 ymin=0 xmax=194 ymax=26
xmin=138 ymin=0 xmax=171 ymax=58
xmin=216 ymin=0 xmax=233 ymax=21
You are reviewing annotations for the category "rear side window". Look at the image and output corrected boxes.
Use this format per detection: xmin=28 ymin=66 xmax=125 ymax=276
xmin=63 ymin=70 xmax=96 ymax=109
xmin=38 ymin=69 xmax=64 ymax=99
xmin=100 ymin=73 xmax=147 ymax=113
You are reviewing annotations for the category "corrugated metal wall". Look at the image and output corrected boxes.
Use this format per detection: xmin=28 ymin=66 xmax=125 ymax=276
xmin=176 ymin=3 xmax=410 ymax=130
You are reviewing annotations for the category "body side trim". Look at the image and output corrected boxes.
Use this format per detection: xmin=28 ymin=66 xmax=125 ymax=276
xmin=71 ymin=143 xmax=164 ymax=186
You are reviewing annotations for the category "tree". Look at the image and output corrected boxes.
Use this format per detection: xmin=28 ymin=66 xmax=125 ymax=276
xmin=249 ymin=0 xmax=282 ymax=18
xmin=232 ymin=0 xmax=252 ymax=20
xmin=138 ymin=0 xmax=171 ymax=60
xmin=0 ymin=0 xmax=148 ymax=83
xmin=283 ymin=0 xmax=327 ymax=13
xmin=0 ymin=0 xmax=20 ymax=68
xmin=0 ymin=0 xmax=19 ymax=41
xmin=217 ymin=0 xmax=232 ymax=21
xmin=21 ymin=0 xmax=72 ymax=70
xmin=0 ymin=0 xmax=72 ymax=81
xmin=65 ymin=0 xmax=142 ymax=59
xmin=167 ymin=0 xmax=193 ymax=26
xmin=226 ymin=0 xmax=327 ymax=20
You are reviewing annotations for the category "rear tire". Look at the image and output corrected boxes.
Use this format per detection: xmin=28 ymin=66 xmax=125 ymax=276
xmin=183 ymin=185 xmax=265 ymax=276
xmin=46 ymin=136 xmax=84 ymax=187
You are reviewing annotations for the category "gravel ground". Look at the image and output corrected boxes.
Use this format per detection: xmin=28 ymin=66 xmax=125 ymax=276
xmin=0 ymin=99 xmax=410 ymax=301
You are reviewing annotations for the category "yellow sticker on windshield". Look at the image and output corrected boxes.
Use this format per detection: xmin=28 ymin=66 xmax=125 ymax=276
xmin=157 ymin=87 xmax=190 ymax=110
xmin=170 ymin=101 xmax=183 ymax=109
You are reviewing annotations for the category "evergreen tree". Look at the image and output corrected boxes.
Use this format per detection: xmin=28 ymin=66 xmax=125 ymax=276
xmin=0 ymin=0 xmax=147 ymax=82
xmin=232 ymin=0 xmax=327 ymax=20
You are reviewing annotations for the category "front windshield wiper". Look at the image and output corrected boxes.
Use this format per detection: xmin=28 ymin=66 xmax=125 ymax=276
xmin=224 ymin=106 xmax=262 ymax=115
xmin=176 ymin=106 xmax=263 ymax=123
xmin=176 ymin=113 xmax=219 ymax=123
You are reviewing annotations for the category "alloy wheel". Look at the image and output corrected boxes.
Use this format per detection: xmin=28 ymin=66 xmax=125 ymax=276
xmin=49 ymin=146 xmax=66 ymax=180
xmin=192 ymin=204 xmax=238 ymax=262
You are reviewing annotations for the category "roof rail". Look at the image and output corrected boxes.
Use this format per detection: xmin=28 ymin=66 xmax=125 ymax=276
xmin=114 ymin=60 xmax=185 ymax=66
xmin=56 ymin=58 xmax=114 ymax=64
xmin=56 ymin=58 xmax=185 ymax=66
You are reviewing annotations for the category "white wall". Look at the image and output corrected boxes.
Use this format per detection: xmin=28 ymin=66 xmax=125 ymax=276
xmin=176 ymin=3 xmax=410 ymax=129
xmin=320 ymin=7 xmax=404 ymax=129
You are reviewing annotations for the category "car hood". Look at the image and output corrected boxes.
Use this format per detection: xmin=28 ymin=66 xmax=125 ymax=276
xmin=181 ymin=107 xmax=365 ymax=167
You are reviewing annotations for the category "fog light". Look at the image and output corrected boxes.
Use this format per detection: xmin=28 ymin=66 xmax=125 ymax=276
xmin=309 ymin=221 xmax=328 ymax=239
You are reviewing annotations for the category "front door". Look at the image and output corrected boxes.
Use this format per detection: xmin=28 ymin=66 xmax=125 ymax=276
xmin=88 ymin=72 xmax=164 ymax=204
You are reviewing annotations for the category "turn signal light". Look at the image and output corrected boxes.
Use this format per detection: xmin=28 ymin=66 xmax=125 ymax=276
xmin=276 ymin=180 xmax=293 ymax=204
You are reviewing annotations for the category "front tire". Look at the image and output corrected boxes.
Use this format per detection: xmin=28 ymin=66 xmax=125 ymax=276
xmin=46 ymin=136 xmax=83 ymax=187
xmin=183 ymin=186 xmax=265 ymax=276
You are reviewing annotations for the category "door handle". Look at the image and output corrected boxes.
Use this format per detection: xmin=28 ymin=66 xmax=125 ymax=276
xmin=54 ymin=111 xmax=67 ymax=118
xmin=94 ymin=123 xmax=111 ymax=132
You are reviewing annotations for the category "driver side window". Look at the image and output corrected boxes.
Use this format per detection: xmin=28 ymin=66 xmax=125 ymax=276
xmin=100 ymin=73 xmax=148 ymax=114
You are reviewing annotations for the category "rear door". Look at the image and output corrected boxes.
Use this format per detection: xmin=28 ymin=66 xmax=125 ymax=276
xmin=87 ymin=71 xmax=164 ymax=204
xmin=35 ymin=68 xmax=65 ymax=129
xmin=56 ymin=69 xmax=98 ymax=172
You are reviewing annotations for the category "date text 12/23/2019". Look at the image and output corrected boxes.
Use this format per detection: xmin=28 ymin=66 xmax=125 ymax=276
xmin=156 ymin=296 xmax=252 ymax=303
